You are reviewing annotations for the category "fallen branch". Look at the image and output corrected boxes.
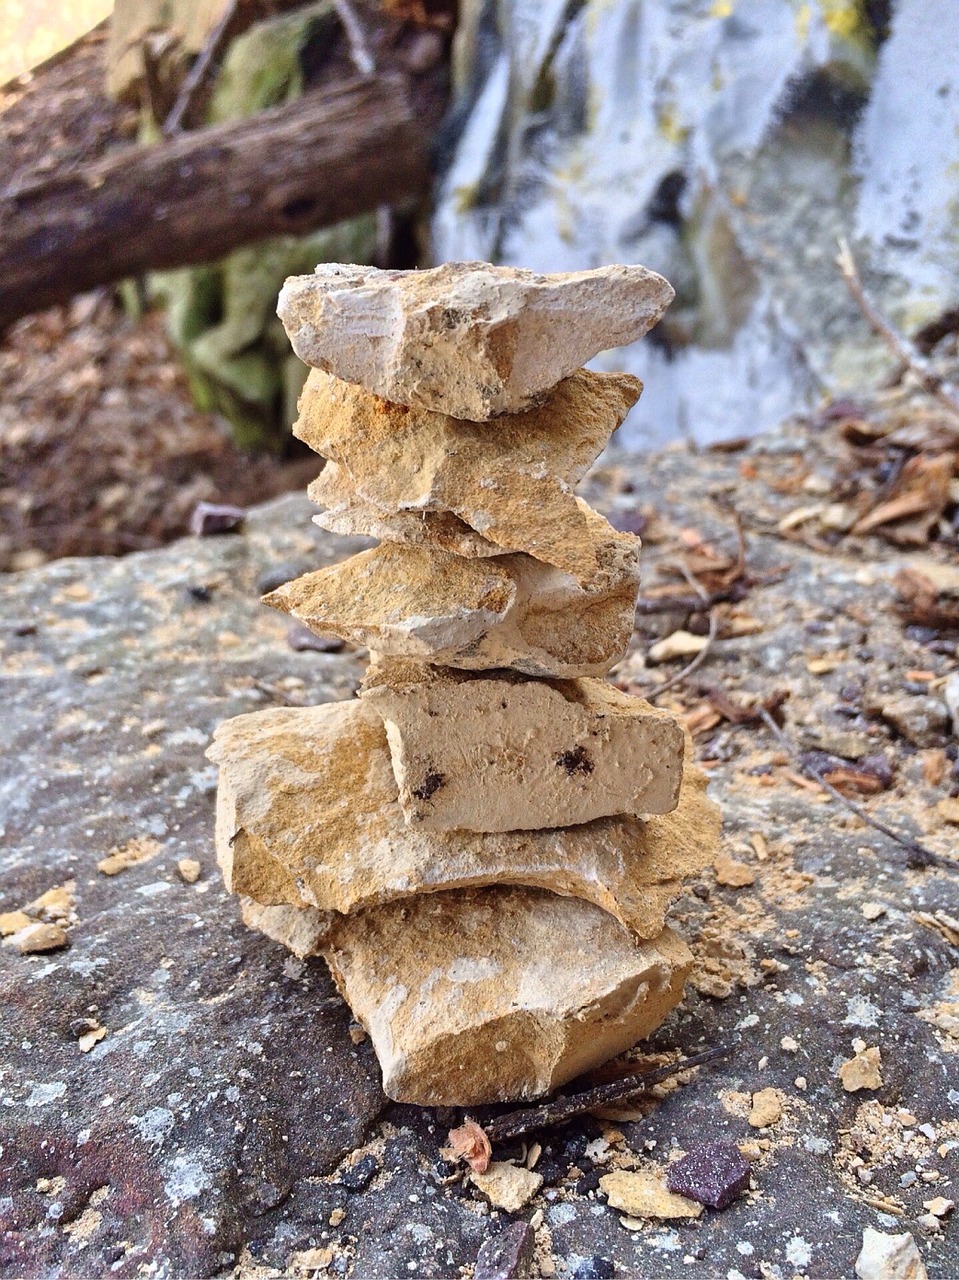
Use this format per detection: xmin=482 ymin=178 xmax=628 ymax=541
xmin=479 ymin=1045 xmax=731 ymax=1144
xmin=837 ymin=237 xmax=959 ymax=425
xmin=0 ymin=74 xmax=434 ymax=331
xmin=757 ymin=707 xmax=951 ymax=871
xmin=162 ymin=0 xmax=245 ymax=135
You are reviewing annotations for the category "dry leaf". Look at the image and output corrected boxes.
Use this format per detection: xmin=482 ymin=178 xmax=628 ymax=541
xmin=441 ymin=1119 xmax=492 ymax=1173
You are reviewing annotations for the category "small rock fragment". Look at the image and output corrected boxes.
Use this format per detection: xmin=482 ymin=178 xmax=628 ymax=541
xmin=854 ymin=1229 xmax=927 ymax=1280
xmin=839 ymin=1045 xmax=883 ymax=1092
xmin=922 ymin=1196 xmax=954 ymax=1217
xmin=329 ymin=1207 xmax=346 ymax=1227
xmin=473 ymin=1221 xmax=535 ymax=1280
xmin=471 ymin=1162 xmax=543 ymax=1213
xmin=78 ymin=1025 xmax=107 ymax=1053
xmin=600 ymin=1169 xmax=702 ymax=1220
xmin=7 ymin=922 xmax=69 ymax=954
xmin=648 ymin=630 xmax=708 ymax=664
xmin=0 ymin=910 xmax=33 ymax=936
xmin=27 ymin=883 xmax=75 ymax=921
xmin=286 ymin=621 xmax=345 ymax=653
xmin=748 ymin=1088 xmax=783 ymax=1128
xmin=665 ymin=1141 xmax=751 ymax=1210
xmin=189 ymin=501 xmax=245 ymax=537
xmin=944 ymin=671 xmax=959 ymax=737
xmin=176 ymin=858 xmax=202 ymax=884
xmin=97 ymin=837 xmax=161 ymax=876
xmin=937 ymin=797 xmax=959 ymax=826
xmin=278 ymin=261 xmax=673 ymax=420
xmin=713 ymin=854 xmax=756 ymax=887
xmin=875 ymin=694 xmax=949 ymax=748
xmin=862 ymin=902 xmax=887 ymax=920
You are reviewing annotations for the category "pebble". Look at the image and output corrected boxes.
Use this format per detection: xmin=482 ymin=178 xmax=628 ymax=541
xmin=473 ymin=1221 xmax=535 ymax=1280
xmin=854 ymin=1228 xmax=928 ymax=1280
xmin=599 ymin=1170 xmax=702 ymax=1220
xmin=286 ymin=622 xmax=345 ymax=653
xmin=339 ymin=1154 xmax=379 ymax=1192
xmin=748 ymin=1088 xmax=782 ymax=1128
xmin=177 ymin=858 xmax=202 ymax=884
xmin=839 ymin=1045 xmax=883 ymax=1092
xmin=471 ymin=1162 xmax=543 ymax=1213
xmin=862 ymin=902 xmax=887 ymax=920
xmin=6 ymin=922 xmax=69 ymax=954
xmin=665 ymin=1142 xmax=751 ymax=1210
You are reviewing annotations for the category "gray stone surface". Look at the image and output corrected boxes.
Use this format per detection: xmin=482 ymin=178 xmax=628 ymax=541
xmin=1 ymin=444 xmax=957 ymax=1277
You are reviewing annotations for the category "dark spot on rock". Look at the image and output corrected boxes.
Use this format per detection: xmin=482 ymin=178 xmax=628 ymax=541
xmin=412 ymin=771 xmax=445 ymax=802
xmin=186 ymin=584 xmax=213 ymax=603
xmin=665 ymin=1141 xmax=751 ymax=1210
xmin=575 ymin=1169 xmax=601 ymax=1195
xmin=474 ymin=1220 xmax=534 ymax=1280
xmin=339 ymin=1153 xmax=379 ymax=1192
xmin=556 ymin=745 xmax=593 ymax=776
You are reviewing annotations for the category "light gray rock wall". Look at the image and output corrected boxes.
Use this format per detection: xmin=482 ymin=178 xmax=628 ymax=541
xmin=433 ymin=0 xmax=959 ymax=446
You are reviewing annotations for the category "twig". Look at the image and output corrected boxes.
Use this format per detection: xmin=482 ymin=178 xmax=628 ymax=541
xmin=163 ymin=0 xmax=243 ymax=136
xmin=480 ymin=1045 xmax=731 ymax=1144
xmin=332 ymin=0 xmax=376 ymax=75
xmin=757 ymin=707 xmax=951 ymax=870
xmin=836 ymin=238 xmax=959 ymax=424
xmin=647 ymin=564 xmax=718 ymax=701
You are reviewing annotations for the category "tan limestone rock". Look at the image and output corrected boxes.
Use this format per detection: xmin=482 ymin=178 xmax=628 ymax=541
xmin=295 ymin=368 xmax=641 ymax=585
xmin=599 ymin=1170 xmax=703 ymax=1220
xmin=310 ymin=462 xmax=500 ymax=558
xmin=839 ymin=1044 xmax=884 ymax=1092
xmin=277 ymin=261 xmax=674 ymax=420
xmin=263 ymin=540 xmax=640 ymax=678
xmin=322 ymin=887 xmax=693 ymax=1105
xmin=470 ymin=1162 xmax=543 ymax=1212
xmin=207 ymin=698 xmax=721 ymax=943
xmin=361 ymin=663 xmax=684 ymax=831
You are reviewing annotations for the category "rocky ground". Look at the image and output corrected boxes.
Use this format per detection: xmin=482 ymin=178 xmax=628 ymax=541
xmin=1 ymin=409 xmax=957 ymax=1279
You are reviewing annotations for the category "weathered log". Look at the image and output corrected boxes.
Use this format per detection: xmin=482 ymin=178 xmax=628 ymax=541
xmin=0 ymin=74 xmax=433 ymax=331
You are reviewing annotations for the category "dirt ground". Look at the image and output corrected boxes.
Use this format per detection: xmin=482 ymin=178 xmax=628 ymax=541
xmin=0 ymin=26 xmax=325 ymax=573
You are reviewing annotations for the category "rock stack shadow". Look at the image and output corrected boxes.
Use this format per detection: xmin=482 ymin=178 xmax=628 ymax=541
xmin=207 ymin=261 xmax=721 ymax=1107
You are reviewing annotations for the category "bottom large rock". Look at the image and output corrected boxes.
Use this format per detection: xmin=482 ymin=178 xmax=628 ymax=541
xmin=321 ymin=887 xmax=692 ymax=1105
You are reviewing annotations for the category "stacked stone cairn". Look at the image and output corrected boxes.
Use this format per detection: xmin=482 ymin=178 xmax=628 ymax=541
xmin=207 ymin=262 xmax=721 ymax=1106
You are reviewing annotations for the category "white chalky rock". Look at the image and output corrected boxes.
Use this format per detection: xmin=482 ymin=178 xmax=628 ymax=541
xmin=361 ymin=662 xmax=684 ymax=831
xmin=277 ymin=260 xmax=674 ymax=420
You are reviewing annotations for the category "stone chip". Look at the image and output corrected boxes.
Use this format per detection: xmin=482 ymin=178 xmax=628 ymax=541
xmin=277 ymin=261 xmax=673 ymax=420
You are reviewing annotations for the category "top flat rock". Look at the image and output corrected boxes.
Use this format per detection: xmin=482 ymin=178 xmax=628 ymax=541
xmin=277 ymin=261 xmax=674 ymax=420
